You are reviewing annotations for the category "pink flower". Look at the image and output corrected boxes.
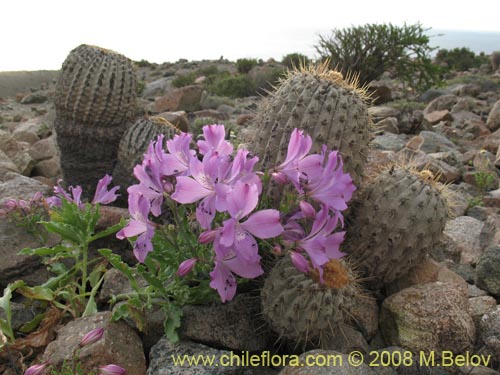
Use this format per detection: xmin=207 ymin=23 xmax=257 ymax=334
xmin=79 ymin=327 xmax=104 ymax=347
xmin=92 ymin=175 xmax=120 ymax=205
xmin=176 ymin=258 xmax=197 ymax=277
xmin=197 ymin=124 xmax=233 ymax=157
xmin=24 ymin=361 xmax=50 ymax=375
xmin=116 ymin=193 xmax=155 ymax=263
xmin=99 ymin=364 xmax=126 ymax=375
xmin=46 ymin=179 xmax=83 ymax=208
xmin=290 ymin=251 xmax=310 ymax=273
xmin=162 ymin=132 xmax=195 ymax=176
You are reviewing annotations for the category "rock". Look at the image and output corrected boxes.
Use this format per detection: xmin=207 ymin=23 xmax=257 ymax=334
xmin=442 ymin=216 xmax=484 ymax=265
xmin=479 ymin=306 xmax=500 ymax=356
xmin=12 ymin=130 xmax=39 ymax=145
xmin=375 ymin=117 xmax=399 ymax=134
xmin=397 ymin=109 xmax=424 ymax=134
xmin=151 ymin=85 xmax=203 ymax=113
xmin=418 ymin=89 xmax=450 ymax=103
xmin=380 ymin=282 xmax=476 ymax=354
xmin=469 ymin=296 xmax=497 ymax=327
xmin=147 ymin=337 xmax=274 ymax=375
xmin=463 ymin=119 xmax=490 ymax=139
xmin=236 ymin=114 xmax=255 ymax=126
xmin=43 ymin=311 xmax=146 ymax=375
xmin=368 ymin=106 xmax=400 ymax=120
xmin=483 ymin=189 xmax=500 ymax=207
xmin=371 ymin=132 xmax=407 ymax=151
xmin=157 ymin=111 xmax=190 ymax=132
xmin=12 ymin=152 xmax=35 ymax=176
xmin=0 ymin=172 xmax=51 ymax=202
xmin=0 ymin=136 xmax=28 ymax=159
xmin=487 ymin=100 xmax=500 ymax=131
xmin=193 ymin=109 xmax=229 ymax=122
xmin=385 ymin=257 xmax=468 ymax=296
xmin=32 ymin=157 xmax=61 ymax=179
xmin=468 ymin=284 xmax=489 ymax=298
xmin=476 ymin=245 xmax=500 ymax=297
xmin=452 ymin=111 xmax=482 ymax=128
xmin=279 ymin=350 xmax=377 ymax=375
xmin=28 ymin=136 xmax=57 ymax=162
xmin=20 ymin=92 xmax=48 ymax=104
xmin=350 ymin=293 xmax=379 ymax=341
xmin=423 ymin=109 xmax=453 ymax=126
xmin=368 ymin=80 xmax=392 ymax=104
xmin=0 ymin=149 xmax=19 ymax=180
xmin=180 ymin=294 xmax=269 ymax=351
xmin=419 ymin=131 xmax=457 ymax=153
xmin=217 ymin=104 xmax=236 ymax=114
xmin=423 ymin=94 xmax=458 ymax=115
xmin=12 ymin=117 xmax=48 ymax=137
xmin=142 ymin=77 xmax=172 ymax=98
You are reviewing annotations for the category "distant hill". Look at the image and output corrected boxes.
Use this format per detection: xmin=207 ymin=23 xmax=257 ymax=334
xmin=0 ymin=70 xmax=59 ymax=98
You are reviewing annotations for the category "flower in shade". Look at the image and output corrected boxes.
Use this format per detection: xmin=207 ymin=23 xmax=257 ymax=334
xmin=290 ymin=251 xmax=310 ymax=273
xmin=99 ymin=364 xmax=126 ymax=375
xmin=24 ymin=361 xmax=51 ymax=375
xmin=92 ymin=175 xmax=120 ymax=205
xmin=176 ymin=258 xmax=197 ymax=277
xmin=79 ymin=327 xmax=104 ymax=347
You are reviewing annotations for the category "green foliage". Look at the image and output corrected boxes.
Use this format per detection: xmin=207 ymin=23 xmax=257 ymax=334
xmin=435 ymin=47 xmax=489 ymax=71
xmin=492 ymin=51 xmax=500 ymax=71
xmin=208 ymin=74 xmax=256 ymax=98
xmin=314 ymin=23 xmax=442 ymax=92
xmin=474 ymin=171 xmax=497 ymax=192
xmin=250 ymin=66 xmax=286 ymax=94
xmin=0 ymin=281 xmax=25 ymax=347
xmin=136 ymin=80 xmax=146 ymax=96
xmin=135 ymin=59 xmax=154 ymax=68
xmin=172 ymin=72 xmax=197 ymax=88
xmin=236 ymin=58 xmax=258 ymax=74
xmin=19 ymin=200 xmax=124 ymax=319
xmin=388 ymin=99 xmax=426 ymax=111
xmin=281 ymin=53 xmax=311 ymax=69
xmin=50 ymin=361 xmax=95 ymax=375
xmin=468 ymin=196 xmax=484 ymax=209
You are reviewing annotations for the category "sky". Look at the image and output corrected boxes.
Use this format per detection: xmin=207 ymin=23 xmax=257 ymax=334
xmin=1 ymin=0 xmax=500 ymax=72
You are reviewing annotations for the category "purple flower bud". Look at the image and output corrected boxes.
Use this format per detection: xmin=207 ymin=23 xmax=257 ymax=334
xmin=299 ymin=201 xmax=316 ymax=218
xmin=99 ymin=364 xmax=126 ymax=375
xmin=32 ymin=191 xmax=44 ymax=202
xmin=271 ymin=172 xmax=288 ymax=185
xmin=176 ymin=258 xmax=197 ymax=277
xmin=273 ymin=245 xmax=282 ymax=255
xmin=24 ymin=361 xmax=50 ymax=375
xmin=198 ymin=230 xmax=217 ymax=244
xmin=79 ymin=327 xmax=104 ymax=347
xmin=4 ymin=199 xmax=18 ymax=211
xmin=290 ymin=252 xmax=310 ymax=273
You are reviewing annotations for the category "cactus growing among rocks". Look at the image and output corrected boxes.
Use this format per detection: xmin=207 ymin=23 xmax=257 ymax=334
xmin=113 ymin=116 xmax=180 ymax=190
xmin=261 ymin=256 xmax=369 ymax=349
xmin=54 ymin=44 xmax=137 ymax=195
xmin=343 ymin=165 xmax=450 ymax=290
xmin=251 ymin=62 xmax=372 ymax=187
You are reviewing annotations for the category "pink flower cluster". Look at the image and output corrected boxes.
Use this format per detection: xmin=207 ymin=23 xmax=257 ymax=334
xmin=117 ymin=125 xmax=356 ymax=302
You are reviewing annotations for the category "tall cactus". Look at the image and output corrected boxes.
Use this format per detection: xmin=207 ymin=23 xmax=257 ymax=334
xmin=252 ymin=63 xmax=372 ymax=187
xmin=54 ymin=44 xmax=137 ymax=195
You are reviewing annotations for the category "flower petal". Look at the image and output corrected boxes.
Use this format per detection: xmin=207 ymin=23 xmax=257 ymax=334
xmin=172 ymin=176 xmax=212 ymax=204
xmin=242 ymin=209 xmax=283 ymax=239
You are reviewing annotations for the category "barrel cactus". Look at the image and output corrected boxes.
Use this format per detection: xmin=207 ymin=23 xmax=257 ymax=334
xmin=343 ymin=166 xmax=450 ymax=290
xmin=252 ymin=63 xmax=372 ymax=187
xmin=113 ymin=116 xmax=180 ymax=190
xmin=261 ymin=256 xmax=363 ymax=348
xmin=54 ymin=44 xmax=137 ymax=195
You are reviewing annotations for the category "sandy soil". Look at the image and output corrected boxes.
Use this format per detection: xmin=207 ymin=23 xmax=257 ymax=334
xmin=0 ymin=70 xmax=59 ymax=98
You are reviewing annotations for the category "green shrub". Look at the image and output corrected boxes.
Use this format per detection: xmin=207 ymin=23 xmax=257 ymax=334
xmin=135 ymin=59 xmax=153 ymax=68
xmin=492 ymin=51 xmax=500 ymax=71
xmin=249 ymin=66 xmax=286 ymax=94
xmin=197 ymin=65 xmax=219 ymax=77
xmin=314 ymin=23 xmax=441 ymax=92
xmin=435 ymin=47 xmax=488 ymax=71
xmin=209 ymin=74 xmax=256 ymax=98
xmin=281 ymin=53 xmax=311 ymax=69
xmin=172 ymin=72 xmax=197 ymax=88
xmin=236 ymin=58 xmax=258 ymax=74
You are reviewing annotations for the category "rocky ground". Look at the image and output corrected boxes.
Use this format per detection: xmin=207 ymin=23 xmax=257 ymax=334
xmin=1 ymin=58 xmax=500 ymax=375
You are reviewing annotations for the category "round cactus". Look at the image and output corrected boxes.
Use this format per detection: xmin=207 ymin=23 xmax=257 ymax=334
xmin=343 ymin=166 xmax=450 ymax=289
xmin=113 ymin=116 xmax=180 ymax=190
xmin=251 ymin=63 xmax=372 ymax=187
xmin=261 ymin=256 xmax=362 ymax=348
xmin=54 ymin=44 xmax=137 ymax=195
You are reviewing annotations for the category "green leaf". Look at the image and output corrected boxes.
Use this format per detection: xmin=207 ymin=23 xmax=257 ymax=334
xmin=164 ymin=304 xmax=182 ymax=343
xmin=0 ymin=281 xmax=25 ymax=342
xmin=98 ymin=249 xmax=140 ymax=291
xmin=88 ymin=262 xmax=106 ymax=289
xmin=19 ymin=312 xmax=46 ymax=333
xmin=18 ymin=245 xmax=70 ymax=257
xmin=17 ymin=285 xmax=54 ymax=301
xmin=89 ymin=221 xmax=125 ymax=243
xmin=82 ymin=295 xmax=97 ymax=317
xmin=42 ymin=221 xmax=83 ymax=244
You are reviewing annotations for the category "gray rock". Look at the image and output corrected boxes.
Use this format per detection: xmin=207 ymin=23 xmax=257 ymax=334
xmin=12 ymin=130 xmax=40 ymax=145
xmin=147 ymin=338 xmax=275 ymax=375
xmin=380 ymin=282 xmax=476 ymax=353
xmin=180 ymin=294 xmax=269 ymax=352
xmin=0 ymin=149 xmax=19 ymax=180
xmin=419 ymin=131 xmax=457 ymax=153
xmin=12 ymin=152 xmax=36 ymax=176
xmin=368 ymin=106 xmax=400 ymax=120
xmin=0 ymin=172 xmax=50 ymax=202
xmin=469 ymin=296 xmax=497 ymax=328
xmin=371 ymin=132 xmax=407 ymax=151
xmin=479 ymin=306 xmax=500 ymax=363
xmin=28 ymin=136 xmax=57 ymax=162
xmin=442 ymin=216 xmax=484 ymax=265
xmin=32 ymin=157 xmax=61 ymax=179
xmin=476 ymin=246 xmax=500 ymax=297
xmin=142 ymin=77 xmax=173 ymax=98
xmin=20 ymin=93 xmax=48 ymax=104
xmin=468 ymin=284 xmax=489 ymax=298
xmin=487 ymin=100 xmax=500 ymax=132
xmin=423 ymin=94 xmax=458 ymax=115
xmin=418 ymin=89 xmax=450 ymax=103
xmin=43 ymin=311 xmax=146 ymax=375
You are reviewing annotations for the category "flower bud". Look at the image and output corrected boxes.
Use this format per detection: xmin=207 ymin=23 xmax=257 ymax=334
xmin=79 ymin=327 xmax=104 ymax=347
xmin=198 ymin=230 xmax=217 ymax=244
xmin=299 ymin=201 xmax=316 ymax=218
xmin=290 ymin=252 xmax=310 ymax=273
xmin=271 ymin=172 xmax=288 ymax=185
xmin=176 ymin=258 xmax=197 ymax=277
xmin=24 ymin=361 xmax=50 ymax=375
xmin=99 ymin=364 xmax=126 ymax=375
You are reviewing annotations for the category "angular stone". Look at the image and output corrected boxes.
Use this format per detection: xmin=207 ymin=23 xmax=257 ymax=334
xmin=469 ymin=296 xmax=497 ymax=327
xmin=28 ymin=136 xmax=57 ymax=161
xmin=419 ymin=131 xmax=457 ymax=153
xmin=180 ymin=294 xmax=269 ymax=351
xmin=12 ymin=152 xmax=36 ymax=176
xmin=0 ymin=149 xmax=19 ymax=180
xmin=423 ymin=109 xmax=453 ymax=125
xmin=443 ymin=216 xmax=484 ymax=265
xmin=486 ymin=100 xmax=500 ymax=131
xmin=193 ymin=109 xmax=229 ymax=122
xmin=476 ymin=245 xmax=500 ymax=297
xmin=371 ymin=132 xmax=407 ymax=151
xmin=152 ymin=85 xmax=203 ymax=113
xmin=0 ymin=172 xmax=51 ymax=202
xmin=32 ymin=157 xmax=61 ymax=179
xmin=380 ymin=282 xmax=476 ymax=353
xmin=423 ymin=94 xmax=458 ymax=115
xmin=156 ymin=111 xmax=190 ymax=132
xmin=375 ymin=117 xmax=399 ymax=134
xmin=43 ymin=311 xmax=146 ymax=375
xmin=368 ymin=106 xmax=399 ymax=119
xmin=12 ymin=130 xmax=40 ymax=145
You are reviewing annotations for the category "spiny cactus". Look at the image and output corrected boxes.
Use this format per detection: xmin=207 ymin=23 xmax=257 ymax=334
xmin=252 ymin=62 xmax=372 ymax=187
xmin=54 ymin=44 xmax=137 ymax=195
xmin=343 ymin=165 xmax=450 ymax=290
xmin=261 ymin=256 xmax=363 ymax=348
xmin=113 ymin=116 xmax=180 ymax=190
